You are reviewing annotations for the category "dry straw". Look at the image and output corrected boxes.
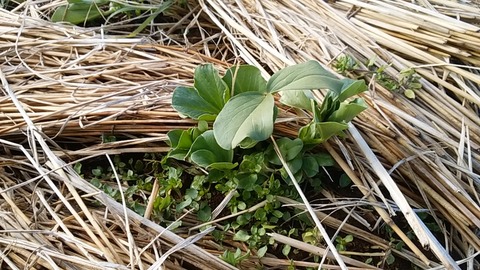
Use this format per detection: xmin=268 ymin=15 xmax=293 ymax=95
xmin=0 ymin=0 xmax=480 ymax=269
xmin=0 ymin=6 xmax=235 ymax=270
xmin=199 ymin=0 xmax=480 ymax=269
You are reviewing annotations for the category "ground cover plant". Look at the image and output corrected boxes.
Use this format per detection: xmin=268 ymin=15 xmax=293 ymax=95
xmin=81 ymin=60 xmax=369 ymax=267
xmin=51 ymin=0 xmax=173 ymax=28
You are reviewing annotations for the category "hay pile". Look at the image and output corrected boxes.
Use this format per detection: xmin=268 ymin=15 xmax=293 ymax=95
xmin=0 ymin=0 xmax=479 ymax=269
xmin=199 ymin=0 xmax=480 ymax=268
xmin=0 ymin=7 xmax=234 ymax=270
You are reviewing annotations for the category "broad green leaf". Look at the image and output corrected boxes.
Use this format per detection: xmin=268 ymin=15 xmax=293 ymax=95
xmin=206 ymin=161 xmax=238 ymax=170
xmin=336 ymin=79 xmax=367 ymax=102
xmin=185 ymin=188 xmax=198 ymax=199
xmin=254 ymin=208 xmax=267 ymax=221
xmin=316 ymin=92 xmax=340 ymax=122
xmin=172 ymin=86 xmax=220 ymax=120
xmin=314 ymin=122 xmax=348 ymax=141
xmin=214 ymin=92 xmax=275 ymax=150
xmin=167 ymin=130 xmax=191 ymax=148
xmin=282 ymin=244 xmax=291 ymax=257
xmin=197 ymin=120 xmax=209 ymax=132
xmin=238 ymin=137 xmax=259 ymax=149
xmin=172 ymin=64 xmax=228 ymax=120
xmin=237 ymin=173 xmax=258 ymax=191
xmin=233 ymin=230 xmax=251 ymax=242
xmin=74 ymin=162 xmax=82 ymax=174
xmin=176 ymin=197 xmax=192 ymax=211
xmin=223 ymin=65 xmax=267 ymax=95
xmin=189 ymin=131 xmax=235 ymax=168
xmin=314 ymin=153 xmax=335 ymax=167
xmin=287 ymin=156 xmax=303 ymax=175
xmin=236 ymin=214 xmax=250 ymax=226
xmin=386 ymin=253 xmax=396 ymax=265
xmin=339 ymin=174 xmax=352 ymax=188
xmin=154 ymin=196 xmax=172 ymax=211
xmin=327 ymin=98 xmax=367 ymax=123
xmin=279 ymin=90 xmax=313 ymax=110
xmin=194 ymin=64 xmax=229 ymax=108
xmin=267 ymin=60 xmax=344 ymax=93
xmin=257 ymin=246 xmax=268 ymax=258
xmin=299 ymin=122 xmax=348 ymax=144
xmin=237 ymin=201 xmax=247 ymax=210
xmin=272 ymin=210 xmax=283 ymax=218
xmin=266 ymin=138 xmax=304 ymax=165
xmin=51 ymin=4 xmax=103 ymax=24
xmin=190 ymin=150 xmax=237 ymax=170
xmin=92 ymin=168 xmax=102 ymax=177
xmin=302 ymin=156 xmax=319 ymax=177
xmin=198 ymin=205 xmax=212 ymax=222
xmin=280 ymin=157 xmax=304 ymax=184
xmin=167 ymin=129 xmax=193 ymax=160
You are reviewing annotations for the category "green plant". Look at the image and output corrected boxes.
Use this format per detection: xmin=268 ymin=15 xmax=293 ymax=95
xmin=220 ymin=248 xmax=250 ymax=267
xmin=171 ymin=60 xmax=367 ymax=159
xmin=51 ymin=0 xmax=173 ymax=34
xmin=398 ymin=68 xmax=422 ymax=99
xmin=367 ymin=61 xmax=399 ymax=92
xmin=335 ymin=234 xmax=354 ymax=252
xmin=384 ymin=250 xmax=396 ymax=266
xmin=166 ymin=60 xmax=367 ymax=254
xmin=334 ymin=55 xmax=358 ymax=75
xmin=302 ymin=227 xmax=322 ymax=246
xmin=86 ymin=154 xmax=156 ymax=216
xmin=366 ymin=59 xmax=421 ymax=99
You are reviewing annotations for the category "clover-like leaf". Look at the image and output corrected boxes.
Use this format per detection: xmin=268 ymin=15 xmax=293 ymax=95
xmin=267 ymin=60 xmax=344 ymax=93
xmin=302 ymin=156 xmax=319 ymax=177
xmin=189 ymin=130 xmax=236 ymax=169
xmin=313 ymin=153 xmax=336 ymax=167
xmin=214 ymin=92 xmax=275 ymax=150
xmin=266 ymin=138 xmax=304 ymax=165
xmin=233 ymin=230 xmax=251 ymax=242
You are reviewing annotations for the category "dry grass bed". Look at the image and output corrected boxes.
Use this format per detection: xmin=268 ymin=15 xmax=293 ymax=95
xmin=0 ymin=0 xmax=479 ymax=269
xmin=0 ymin=7 xmax=235 ymax=270
xmin=200 ymin=0 xmax=480 ymax=269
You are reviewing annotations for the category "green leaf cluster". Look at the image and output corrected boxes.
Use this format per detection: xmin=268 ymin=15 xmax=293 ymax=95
xmin=365 ymin=59 xmax=421 ymax=99
xmin=51 ymin=0 xmax=173 ymax=35
xmin=51 ymin=0 xmax=107 ymax=25
xmin=172 ymin=61 xmax=367 ymax=161
xmin=220 ymin=248 xmax=250 ymax=267
xmin=335 ymin=234 xmax=354 ymax=252
xmin=166 ymin=120 xmax=236 ymax=169
xmin=166 ymin=60 xmax=368 ymax=257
